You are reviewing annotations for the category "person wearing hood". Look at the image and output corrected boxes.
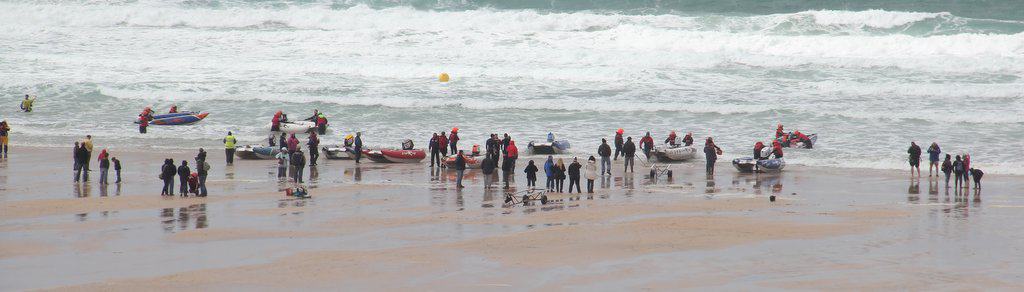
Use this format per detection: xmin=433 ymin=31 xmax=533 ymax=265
xmin=639 ymin=132 xmax=654 ymax=159
xmin=665 ymin=131 xmax=678 ymax=146
xmin=276 ymin=147 xmax=289 ymax=179
xmin=524 ymin=160 xmax=539 ymax=188
xmin=271 ymin=111 xmax=283 ymax=132
xmin=704 ymin=137 xmax=723 ymax=175
xmin=544 ymin=156 xmax=555 ymax=191
xmin=927 ymin=142 xmax=941 ymax=177
xmin=598 ymin=138 xmax=612 ymax=176
xmin=753 ymin=141 xmax=766 ymax=160
xmin=177 ymin=160 xmax=190 ymax=196
xmin=223 ymin=131 xmax=236 ymax=165
xmin=291 ymin=149 xmax=306 ymax=183
xmin=503 ymin=140 xmax=519 ymax=173
xmin=907 ymin=142 xmax=922 ymax=178
xmin=941 ymin=154 xmax=953 ymax=187
xmin=279 ymin=133 xmax=287 ymax=149
xmin=614 ymin=129 xmax=624 ymax=160
xmin=160 ymin=159 xmax=176 ymax=196
xmin=962 ymin=153 xmax=971 ymax=187
xmin=622 ymin=137 xmax=637 ymax=173
xmin=682 ymin=132 xmax=694 ymax=146
xmin=454 ymin=150 xmax=466 ymax=188
xmin=585 ymin=156 xmax=597 ymax=193
xmin=287 ymin=134 xmax=300 ymax=154
xmin=568 ymin=158 xmax=582 ymax=194
xmin=448 ymin=129 xmax=460 ymax=154
xmin=97 ymin=149 xmax=110 ymax=185
xmin=307 ymin=132 xmax=320 ymax=166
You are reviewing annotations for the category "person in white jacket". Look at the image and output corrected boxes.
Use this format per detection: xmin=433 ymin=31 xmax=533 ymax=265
xmin=585 ymin=156 xmax=598 ymax=193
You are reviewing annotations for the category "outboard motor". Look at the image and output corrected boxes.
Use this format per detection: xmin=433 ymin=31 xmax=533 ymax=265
xmin=401 ymin=139 xmax=414 ymax=150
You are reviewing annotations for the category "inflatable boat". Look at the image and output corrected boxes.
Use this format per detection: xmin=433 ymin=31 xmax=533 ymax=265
xmin=777 ymin=133 xmax=817 ymax=149
xmin=528 ymin=140 xmax=570 ymax=155
xmin=732 ymin=157 xmax=786 ymax=173
xmin=134 ymin=111 xmax=197 ymax=124
xmin=149 ymin=112 xmax=209 ymax=125
xmin=266 ymin=121 xmax=315 ymax=134
xmin=322 ymin=145 xmax=356 ymax=160
xmin=442 ymin=154 xmax=483 ymax=169
xmin=653 ymin=145 xmax=697 ymax=162
xmin=365 ymin=149 xmax=426 ymax=163
xmin=235 ymin=145 xmax=279 ymax=160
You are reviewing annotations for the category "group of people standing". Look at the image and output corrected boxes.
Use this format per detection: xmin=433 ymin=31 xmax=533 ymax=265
xmin=71 ymin=135 xmax=124 ymax=184
xmin=160 ymin=148 xmax=210 ymax=197
xmin=908 ymin=142 xmax=983 ymax=189
xmin=445 ymin=131 xmax=520 ymax=189
xmin=524 ymin=156 xmax=598 ymax=193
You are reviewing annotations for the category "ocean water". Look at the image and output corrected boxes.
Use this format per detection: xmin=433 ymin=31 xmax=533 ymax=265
xmin=0 ymin=0 xmax=1022 ymax=173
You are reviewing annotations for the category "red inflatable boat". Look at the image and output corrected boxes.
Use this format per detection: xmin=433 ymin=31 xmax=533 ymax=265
xmin=365 ymin=149 xmax=426 ymax=163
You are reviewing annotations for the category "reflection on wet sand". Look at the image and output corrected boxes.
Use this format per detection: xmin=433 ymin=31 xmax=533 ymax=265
xmin=907 ymin=179 xmax=920 ymax=203
xmin=161 ymin=204 xmax=208 ymax=233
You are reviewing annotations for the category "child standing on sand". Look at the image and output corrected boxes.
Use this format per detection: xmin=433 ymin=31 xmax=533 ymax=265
xmin=524 ymin=160 xmax=538 ymax=188
xmin=112 ymin=156 xmax=122 ymax=183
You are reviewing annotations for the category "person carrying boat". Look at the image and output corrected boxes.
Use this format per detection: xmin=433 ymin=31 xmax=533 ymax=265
xmin=223 ymin=132 xmax=237 ymax=165
xmin=753 ymin=141 xmax=766 ymax=160
xmin=448 ymin=128 xmax=460 ymax=154
xmin=639 ymin=132 xmax=654 ymax=159
xmin=665 ymin=131 xmax=678 ymax=147
xmin=614 ymin=129 xmax=624 ymax=160
xmin=168 ymin=105 xmax=178 ymax=113
xmin=682 ymin=132 xmax=694 ymax=146
xmin=20 ymin=95 xmax=35 ymax=112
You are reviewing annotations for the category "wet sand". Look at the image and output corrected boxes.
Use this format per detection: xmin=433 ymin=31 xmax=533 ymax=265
xmin=2 ymin=146 xmax=1024 ymax=290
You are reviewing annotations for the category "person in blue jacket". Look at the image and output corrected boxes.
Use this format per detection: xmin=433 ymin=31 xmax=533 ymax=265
xmin=544 ymin=156 xmax=555 ymax=191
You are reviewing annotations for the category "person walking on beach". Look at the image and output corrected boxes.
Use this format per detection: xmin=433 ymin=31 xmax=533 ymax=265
xmin=927 ymin=142 xmax=941 ymax=177
xmin=449 ymin=129 xmax=459 ymax=155
xmin=613 ymin=129 xmax=624 ymax=160
xmin=160 ymin=159 xmax=176 ymax=196
xmin=82 ymin=135 xmax=94 ymax=172
xmin=952 ymin=155 xmax=964 ymax=189
xmin=524 ymin=160 xmax=538 ymax=188
xmin=544 ymin=156 xmax=555 ymax=191
xmin=112 ymin=156 xmax=122 ymax=183
xmin=276 ymin=147 xmax=289 ymax=179
xmin=177 ymin=160 xmax=190 ymax=196
xmin=429 ymin=133 xmax=440 ymax=167
xmin=598 ymin=138 xmax=612 ymax=175
xmin=941 ymin=154 xmax=953 ymax=187
xmin=0 ymin=120 xmax=9 ymax=157
xmin=307 ymin=132 xmax=320 ymax=166
xmin=353 ymin=132 xmax=363 ymax=163
xmin=197 ymin=158 xmax=209 ymax=197
xmin=585 ymin=156 xmax=597 ymax=193
xmin=454 ymin=150 xmax=466 ymax=188
xmin=907 ymin=142 xmax=922 ymax=177
xmin=97 ymin=149 xmax=110 ymax=185
xmin=223 ymin=131 xmax=237 ymax=165
xmin=292 ymin=149 xmax=306 ymax=183
xmin=568 ymin=158 xmax=582 ymax=194
xmin=704 ymin=137 xmax=722 ymax=176
xmin=639 ymin=132 xmax=654 ymax=159
xmin=622 ymin=137 xmax=636 ymax=173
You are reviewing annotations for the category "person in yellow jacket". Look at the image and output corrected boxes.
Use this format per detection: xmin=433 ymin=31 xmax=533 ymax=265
xmin=82 ymin=135 xmax=94 ymax=171
xmin=0 ymin=120 xmax=10 ymax=157
xmin=223 ymin=131 xmax=237 ymax=165
xmin=20 ymin=95 xmax=35 ymax=112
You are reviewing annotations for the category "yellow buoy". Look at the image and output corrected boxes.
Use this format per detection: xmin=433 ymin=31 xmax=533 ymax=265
xmin=438 ymin=72 xmax=450 ymax=82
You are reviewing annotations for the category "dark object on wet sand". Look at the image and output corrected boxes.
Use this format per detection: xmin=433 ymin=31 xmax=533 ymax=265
xmin=286 ymin=187 xmax=310 ymax=198
xmin=770 ymin=195 xmax=776 ymax=202
xmin=504 ymin=189 xmax=549 ymax=206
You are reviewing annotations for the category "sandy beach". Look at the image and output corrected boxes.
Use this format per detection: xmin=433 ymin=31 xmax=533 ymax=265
xmin=1 ymin=146 xmax=1022 ymax=290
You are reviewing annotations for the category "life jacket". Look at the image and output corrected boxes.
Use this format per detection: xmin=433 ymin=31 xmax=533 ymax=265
xmin=224 ymin=135 xmax=237 ymax=148
xmin=506 ymin=142 xmax=518 ymax=158
xmin=754 ymin=142 xmax=765 ymax=152
xmin=471 ymin=144 xmax=480 ymax=155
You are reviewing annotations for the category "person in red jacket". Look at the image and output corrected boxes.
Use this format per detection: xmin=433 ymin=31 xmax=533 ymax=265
xmin=638 ymin=132 xmax=655 ymax=159
xmin=776 ymin=124 xmax=784 ymax=139
xmin=139 ymin=115 xmax=149 ymax=134
xmin=753 ymin=141 xmax=766 ymax=160
xmin=793 ymin=130 xmax=812 ymax=148
xmin=682 ymin=132 xmax=694 ymax=146
xmin=287 ymin=134 xmax=299 ymax=154
xmin=771 ymin=140 xmax=784 ymax=159
xmin=503 ymin=140 xmax=519 ymax=173
xmin=449 ymin=128 xmax=460 ymax=154
xmin=664 ymin=131 xmax=678 ymax=146
xmin=271 ymin=111 xmax=283 ymax=132
xmin=438 ymin=131 xmax=448 ymax=156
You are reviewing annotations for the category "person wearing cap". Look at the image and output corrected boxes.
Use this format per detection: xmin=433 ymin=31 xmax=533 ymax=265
xmin=223 ymin=131 xmax=237 ymax=165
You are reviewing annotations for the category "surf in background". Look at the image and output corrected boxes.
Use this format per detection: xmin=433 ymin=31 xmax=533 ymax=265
xmin=0 ymin=0 xmax=1022 ymax=173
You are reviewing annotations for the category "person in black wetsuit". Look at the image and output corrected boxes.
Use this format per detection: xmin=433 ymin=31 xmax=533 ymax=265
xmin=177 ymin=160 xmax=190 ymax=197
xmin=907 ymin=142 xmax=922 ymax=178
xmin=160 ymin=159 xmax=176 ymax=196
